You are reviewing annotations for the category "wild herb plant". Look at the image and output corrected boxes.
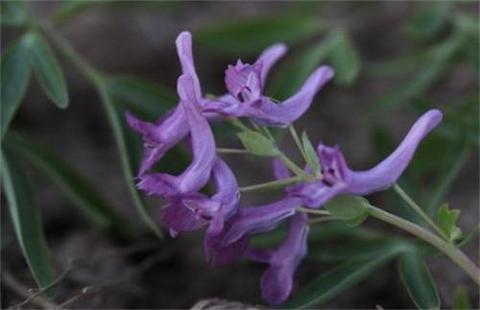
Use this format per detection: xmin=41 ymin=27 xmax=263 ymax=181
xmin=1 ymin=1 xmax=478 ymax=308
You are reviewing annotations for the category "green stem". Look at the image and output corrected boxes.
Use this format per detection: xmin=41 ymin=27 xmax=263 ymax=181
xmin=240 ymin=176 xmax=302 ymax=192
xmin=40 ymin=21 xmax=163 ymax=238
xmin=289 ymin=125 xmax=308 ymax=164
xmin=278 ymin=153 xmax=312 ymax=180
xmin=394 ymin=184 xmax=449 ymax=241
xmin=216 ymin=148 xmax=250 ymax=154
xmin=296 ymin=207 xmax=330 ymax=216
xmin=367 ymin=205 xmax=480 ymax=286
xmin=228 ymin=118 xmax=250 ymax=132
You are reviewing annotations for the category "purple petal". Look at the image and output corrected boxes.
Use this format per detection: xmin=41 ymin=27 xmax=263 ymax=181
xmin=260 ymin=213 xmax=309 ymax=305
xmin=272 ymin=158 xmax=291 ymax=180
xmin=210 ymin=158 xmax=240 ymax=218
xmin=225 ymin=60 xmax=262 ymax=102
xmin=176 ymin=31 xmax=202 ymax=101
xmin=204 ymin=233 xmax=250 ymax=267
xmin=137 ymin=75 xmax=216 ymax=196
xmin=245 ymin=66 xmax=334 ymax=126
xmin=255 ymin=43 xmax=288 ymax=85
xmin=125 ymin=107 xmax=189 ymax=175
xmin=347 ymin=109 xmax=443 ymax=194
xmin=161 ymin=199 xmax=207 ymax=237
xmin=220 ymin=197 xmax=301 ymax=246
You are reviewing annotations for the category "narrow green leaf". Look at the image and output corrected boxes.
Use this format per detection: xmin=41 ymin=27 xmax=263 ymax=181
xmin=4 ymin=132 xmax=127 ymax=232
xmin=328 ymin=30 xmax=360 ymax=86
xmin=325 ymin=195 xmax=369 ymax=222
xmin=309 ymin=239 xmax=405 ymax=262
xmin=375 ymin=34 xmax=463 ymax=111
xmin=302 ymin=131 xmax=320 ymax=176
xmin=399 ymin=250 xmax=440 ymax=309
xmin=98 ymin=81 xmax=163 ymax=238
xmin=405 ymin=3 xmax=450 ymax=40
xmin=1 ymin=37 xmax=32 ymax=138
xmin=437 ymin=204 xmax=462 ymax=242
xmin=1 ymin=148 xmax=56 ymax=291
xmin=237 ymin=131 xmax=278 ymax=157
xmin=24 ymin=32 xmax=69 ymax=108
xmin=197 ymin=14 xmax=324 ymax=54
xmin=283 ymin=244 xmax=401 ymax=308
xmin=105 ymin=75 xmax=177 ymax=118
xmin=453 ymin=286 xmax=471 ymax=310
xmin=1 ymin=1 xmax=28 ymax=26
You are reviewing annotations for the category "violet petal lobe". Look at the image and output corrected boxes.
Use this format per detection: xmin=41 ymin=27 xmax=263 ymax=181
xmin=137 ymin=75 xmax=216 ymax=196
xmin=259 ymin=213 xmax=309 ymax=305
xmin=246 ymin=65 xmax=334 ymax=126
xmin=125 ymin=107 xmax=189 ymax=176
xmin=347 ymin=109 xmax=443 ymax=195
xmin=255 ymin=43 xmax=287 ymax=85
xmin=220 ymin=196 xmax=302 ymax=246
xmin=161 ymin=198 xmax=208 ymax=237
xmin=176 ymin=31 xmax=202 ymax=102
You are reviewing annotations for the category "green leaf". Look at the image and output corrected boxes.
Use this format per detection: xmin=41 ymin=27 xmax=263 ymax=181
xmin=438 ymin=204 xmax=462 ymax=242
xmin=53 ymin=0 xmax=112 ymax=24
xmin=405 ymin=3 xmax=450 ymax=40
xmin=4 ymin=132 xmax=128 ymax=232
xmin=308 ymin=239 xmax=406 ymax=262
xmin=98 ymin=81 xmax=163 ymax=238
xmin=375 ymin=34 xmax=463 ymax=111
xmin=1 ymin=37 xmax=32 ymax=138
xmin=453 ymin=286 xmax=471 ymax=310
xmin=283 ymin=244 xmax=401 ymax=308
xmin=328 ymin=30 xmax=360 ymax=86
xmin=325 ymin=195 xmax=369 ymax=223
xmin=105 ymin=75 xmax=177 ymax=118
xmin=24 ymin=32 xmax=69 ymax=108
xmin=399 ymin=250 xmax=440 ymax=309
xmin=302 ymin=131 xmax=320 ymax=177
xmin=1 ymin=1 xmax=28 ymax=26
xmin=196 ymin=14 xmax=324 ymax=55
xmin=1 ymin=148 xmax=56 ymax=292
xmin=269 ymin=34 xmax=336 ymax=99
xmin=237 ymin=131 xmax=278 ymax=157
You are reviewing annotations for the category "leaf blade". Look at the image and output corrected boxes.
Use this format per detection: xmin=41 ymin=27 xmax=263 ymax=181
xmin=1 ymin=148 xmax=56 ymax=291
xmin=1 ymin=37 xmax=32 ymax=138
xmin=237 ymin=131 xmax=279 ymax=157
xmin=4 ymin=132 xmax=128 ymax=232
xmin=399 ymin=250 xmax=440 ymax=310
xmin=24 ymin=32 xmax=69 ymax=108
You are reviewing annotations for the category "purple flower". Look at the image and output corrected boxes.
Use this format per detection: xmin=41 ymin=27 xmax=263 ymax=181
xmin=161 ymin=157 xmax=240 ymax=238
xmin=204 ymin=49 xmax=334 ymax=126
xmin=137 ymin=75 xmax=216 ymax=196
xmin=204 ymin=196 xmax=302 ymax=267
xmin=246 ymin=213 xmax=309 ymax=305
xmin=126 ymin=31 xmax=204 ymax=175
xmin=292 ymin=109 xmax=443 ymax=208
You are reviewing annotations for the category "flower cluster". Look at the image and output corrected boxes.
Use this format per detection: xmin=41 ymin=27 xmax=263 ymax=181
xmin=126 ymin=31 xmax=443 ymax=305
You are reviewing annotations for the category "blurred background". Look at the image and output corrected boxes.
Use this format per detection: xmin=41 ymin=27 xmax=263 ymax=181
xmin=1 ymin=1 xmax=479 ymax=309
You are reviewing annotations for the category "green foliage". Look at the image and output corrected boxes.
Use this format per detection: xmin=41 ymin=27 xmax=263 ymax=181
xmin=1 ymin=149 xmax=56 ymax=292
xmin=196 ymin=14 xmax=325 ymax=54
xmin=105 ymin=75 xmax=177 ymax=118
xmin=0 ymin=36 xmax=32 ymax=138
xmin=98 ymin=81 xmax=164 ymax=239
xmin=453 ymin=286 xmax=471 ymax=310
xmin=237 ymin=131 xmax=279 ymax=157
xmin=325 ymin=195 xmax=370 ymax=226
xmin=1 ymin=0 xmax=28 ymax=26
xmin=283 ymin=242 xmax=402 ymax=308
xmin=328 ymin=30 xmax=360 ymax=86
xmin=437 ymin=204 xmax=462 ymax=242
xmin=24 ymin=32 xmax=69 ymax=108
xmin=399 ymin=250 xmax=440 ymax=309
xmin=301 ymin=131 xmax=320 ymax=177
xmin=4 ymin=132 xmax=128 ymax=232
xmin=405 ymin=2 xmax=450 ymax=40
